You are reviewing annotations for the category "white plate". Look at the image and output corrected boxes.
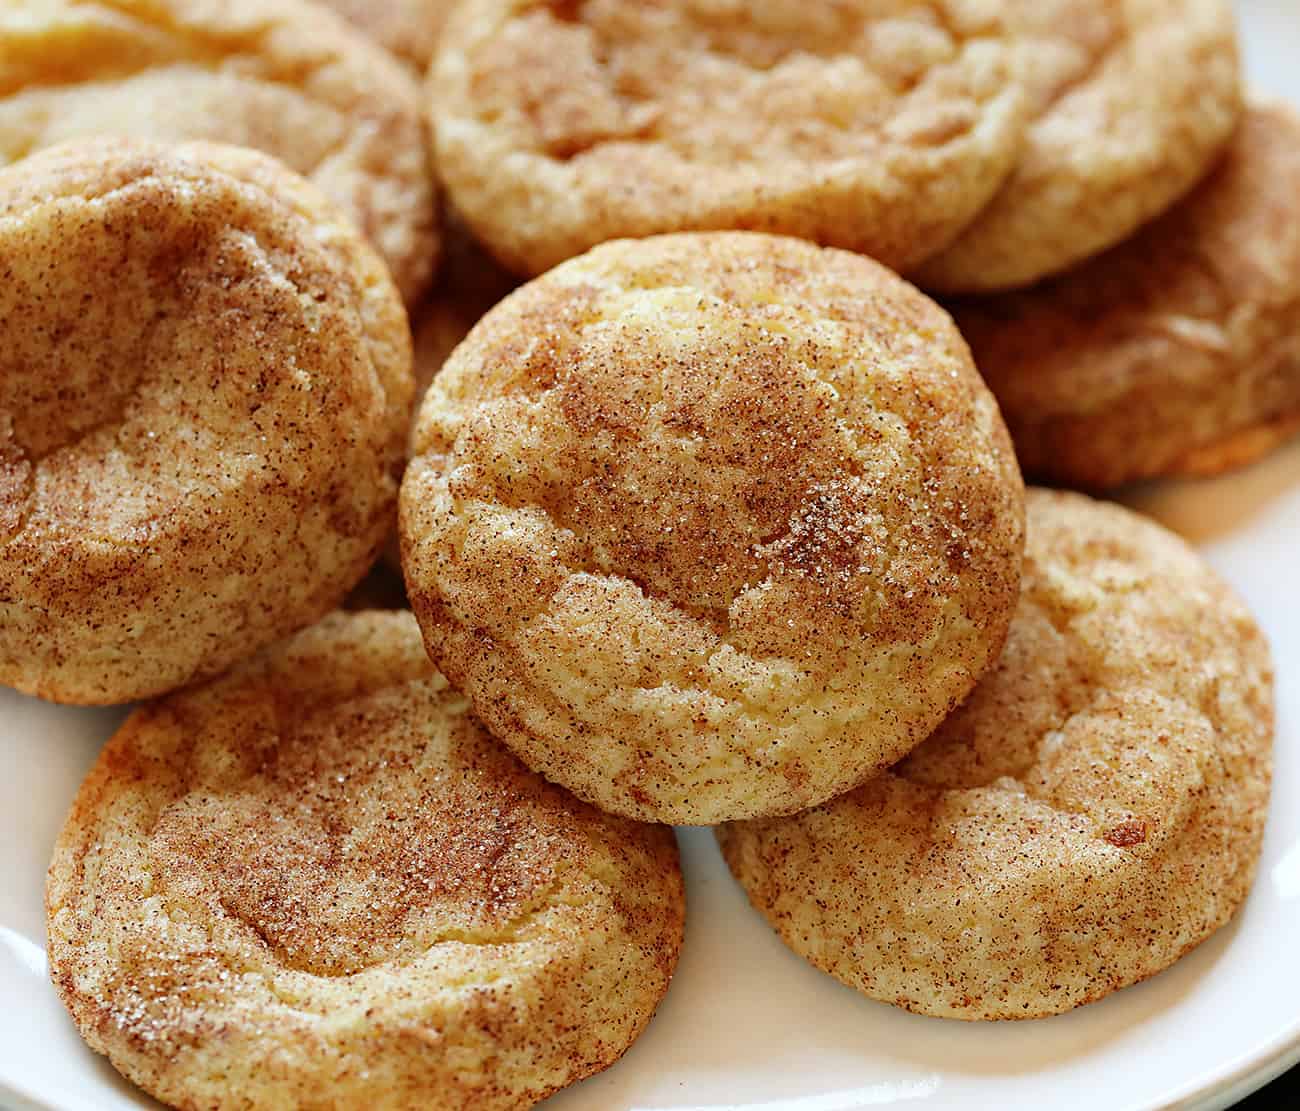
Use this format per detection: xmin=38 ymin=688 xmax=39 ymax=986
xmin=3 ymin=3 xmax=1299 ymax=1108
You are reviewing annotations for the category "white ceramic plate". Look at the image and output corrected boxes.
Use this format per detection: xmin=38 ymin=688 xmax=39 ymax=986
xmin=3 ymin=3 xmax=1299 ymax=1108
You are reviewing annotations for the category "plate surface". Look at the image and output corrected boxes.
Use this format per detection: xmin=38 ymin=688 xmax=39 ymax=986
xmin=3 ymin=3 xmax=1299 ymax=1108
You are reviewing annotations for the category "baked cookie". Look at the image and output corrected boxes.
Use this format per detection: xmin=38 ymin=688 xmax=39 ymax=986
xmin=0 ymin=0 xmax=438 ymax=304
xmin=320 ymin=0 xmax=456 ymax=72
xmin=0 ymin=138 xmax=412 ymax=704
xmin=916 ymin=0 xmax=1241 ymax=293
xmin=719 ymin=489 xmax=1273 ymax=1021
xmin=431 ymin=0 xmax=1030 ymax=276
xmin=47 ymin=610 xmax=684 ymax=1110
xmin=401 ymin=232 xmax=1025 ymax=825
xmin=955 ymin=103 xmax=1300 ymax=488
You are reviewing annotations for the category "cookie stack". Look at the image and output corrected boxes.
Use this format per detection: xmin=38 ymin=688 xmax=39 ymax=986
xmin=0 ymin=0 xmax=1284 ymax=1108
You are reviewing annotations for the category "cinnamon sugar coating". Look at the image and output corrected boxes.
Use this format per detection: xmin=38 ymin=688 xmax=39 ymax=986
xmin=400 ymin=232 xmax=1025 ymax=825
xmin=0 ymin=139 xmax=412 ymax=704
xmin=431 ymin=0 xmax=1029 ymax=276
xmin=955 ymin=103 xmax=1300 ymax=488
xmin=47 ymin=610 xmax=684 ymax=1110
xmin=719 ymin=489 xmax=1273 ymax=1020
xmin=0 ymin=0 xmax=438 ymax=304
xmin=916 ymin=0 xmax=1241 ymax=292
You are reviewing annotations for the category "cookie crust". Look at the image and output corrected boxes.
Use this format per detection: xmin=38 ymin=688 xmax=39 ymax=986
xmin=0 ymin=139 xmax=412 ymax=704
xmin=47 ymin=611 xmax=684 ymax=1110
xmin=401 ymin=231 xmax=1024 ymax=824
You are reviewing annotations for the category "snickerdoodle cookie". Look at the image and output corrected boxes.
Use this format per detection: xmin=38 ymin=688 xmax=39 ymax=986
xmin=916 ymin=0 xmax=1241 ymax=293
xmin=47 ymin=610 xmax=684 ymax=1111
xmin=955 ymin=103 xmax=1300 ymax=488
xmin=320 ymin=0 xmax=456 ymax=72
xmin=0 ymin=138 xmax=412 ymax=704
xmin=400 ymin=232 xmax=1025 ymax=825
xmin=719 ymin=489 xmax=1273 ymax=1020
xmin=431 ymin=0 xmax=1029 ymax=276
xmin=0 ymin=0 xmax=437 ymax=304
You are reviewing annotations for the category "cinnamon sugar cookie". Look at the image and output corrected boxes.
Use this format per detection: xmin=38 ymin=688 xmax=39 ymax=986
xmin=321 ymin=0 xmax=456 ymax=72
xmin=719 ymin=489 xmax=1273 ymax=1020
xmin=0 ymin=0 xmax=438 ymax=304
xmin=955 ymin=103 xmax=1300 ymax=488
xmin=0 ymin=138 xmax=412 ymax=704
xmin=47 ymin=610 xmax=684 ymax=1110
xmin=431 ymin=0 xmax=1029 ymax=276
xmin=916 ymin=0 xmax=1241 ymax=292
xmin=400 ymin=232 xmax=1025 ymax=825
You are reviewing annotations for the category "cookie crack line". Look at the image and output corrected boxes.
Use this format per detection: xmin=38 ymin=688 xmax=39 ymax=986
xmin=209 ymin=877 xmax=575 ymax=983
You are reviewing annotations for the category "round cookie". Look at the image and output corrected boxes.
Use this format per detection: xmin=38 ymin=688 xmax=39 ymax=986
xmin=719 ymin=488 xmax=1273 ymax=1021
xmin=915 ymin=0 xmax=1241 ymax=293
xmin=954 ymin=102 xmax=1300 ymax=489
xmin=320 ymin=0 xmax=456 ymax=72
xmin=0 ymin=138 xmax=412 ymax=704
xmin=400 ymin=231 xmax=1025 ymax=825
xmin=431 ymin=0 xmax=1030 ymax=276
xmin=47 ymin=610 xmax=684 ymax=1111
xmin=0 ymin=0 xmax=438 ymax=304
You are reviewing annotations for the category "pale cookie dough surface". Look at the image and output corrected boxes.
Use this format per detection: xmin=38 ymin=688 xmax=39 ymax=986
xmin=719 ymin=489 xmax=1273 ymax=1020
xmin=431 ymin=0 xmax=1029 ymax=276
xmin=0 ymin=0 xmax=438 ymax=304
xmin=916 ymin=0 xmax=1241 ymax=292
xmin=956 ymin=103 xmax=1300 ymax=488
xmin=320 ymin=0 xmax=456 ymax=72
xmin=0 ymin=138 xmax=412 ymax=704
xmin=400 ymin=231 xmax=1025 ymax=825
xmin=47 ymin=610 xmax=684 ymax=1111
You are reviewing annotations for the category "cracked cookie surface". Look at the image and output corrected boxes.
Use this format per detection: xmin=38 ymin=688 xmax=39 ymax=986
xmin=916 ymin=0 xmax=1241 ymax=292
xmin=954 ymin=103 xmax=1300 ymax=488
xmin=46 ymin=610 xmax=684 ymax=1110
xmin=0 ymin=138 xmax=412 ymax=704
xmin=400 ymin=231 xmax=1024 ymax=825
xmin=0 ymin=0 xmax=438 ymax=304
xmin=430 ymin=0 xmax=1029 ymax=276
xmin=718 ymin=488 xmax=1273 ymax=1020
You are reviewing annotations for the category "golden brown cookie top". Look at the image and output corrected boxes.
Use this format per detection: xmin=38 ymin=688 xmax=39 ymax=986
xmin=432 ymin=0 xmax=1029 ymax=274
xmin=402 ymin=231 xmax=1024 ymax=824
xmin=47 ymin=610 xmax=683 ymax=1110
xmin=0 ymin=0 xmax=438 ymax=303
xmin=720 ymin=488 xmax=1273 ymax=1019
xmin=0 ymin=138 xmax=411 ymax=703
xmin=917 ymin=0 xmax=1241 ymax=292
xmin=955 ymin=102 xmax=1300 ymax=487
